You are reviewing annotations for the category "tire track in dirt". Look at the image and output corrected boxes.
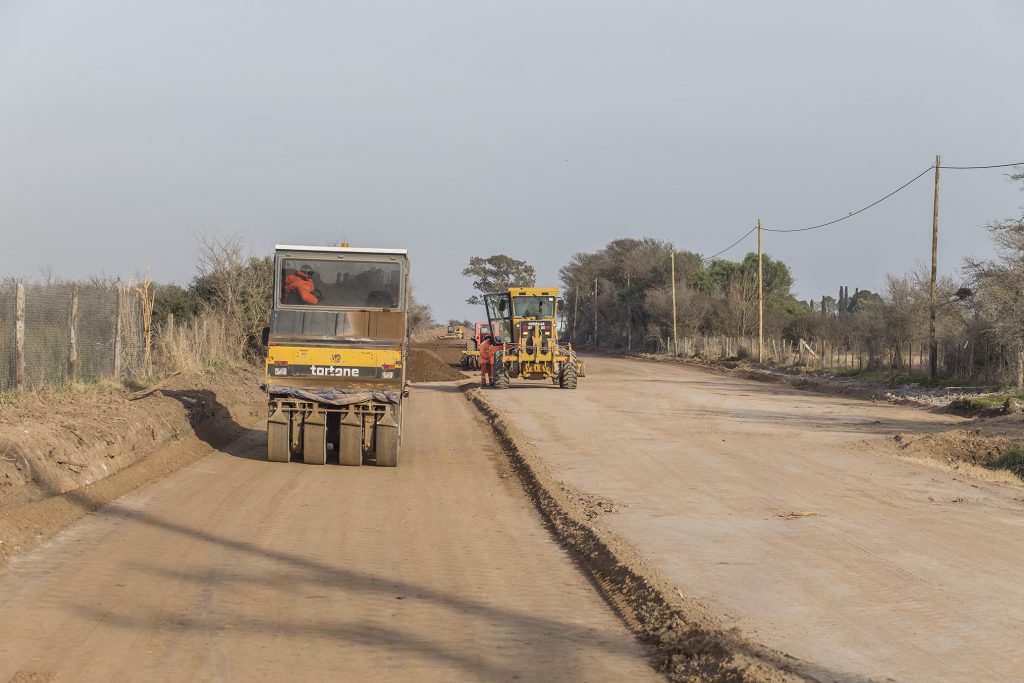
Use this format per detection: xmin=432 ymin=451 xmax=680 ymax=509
xmin=464 ymin=387 xmax=804 ymax=683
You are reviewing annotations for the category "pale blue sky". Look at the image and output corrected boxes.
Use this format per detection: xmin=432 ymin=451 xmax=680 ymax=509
xmin=1 ymin=0 xmax=1022 ymax=321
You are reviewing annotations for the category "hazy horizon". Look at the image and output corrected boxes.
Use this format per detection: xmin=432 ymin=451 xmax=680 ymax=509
xmin=2 ymin=0 xmax=1022 ymax=321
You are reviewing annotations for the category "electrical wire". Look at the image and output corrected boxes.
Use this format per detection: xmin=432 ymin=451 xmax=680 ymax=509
xmin=763 ymin=165 xmax=935 ymax=233
xmin=939 ymin=162 xmax=1024 ymax=170
xmin=695 ymin=157 xmax=1022 ymax=261
xmin=701 ymin=226 xmax=758 ymax=262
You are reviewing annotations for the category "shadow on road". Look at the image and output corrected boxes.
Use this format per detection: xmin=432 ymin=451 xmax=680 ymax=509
xmin=22 ymin=381 xmax=876 ymax=683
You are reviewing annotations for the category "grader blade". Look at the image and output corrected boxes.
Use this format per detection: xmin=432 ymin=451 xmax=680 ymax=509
xmin=267 ymin=406 xmax=291 ymax=462
xmin=302 ymin=405 xmax=328 ymax=465
xmin=338 ymin=409 xmax=363 ymax=466
xmin=375 ymin=405 xmax=400 ymax=467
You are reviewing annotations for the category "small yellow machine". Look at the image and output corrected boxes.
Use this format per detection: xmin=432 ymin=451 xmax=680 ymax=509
xmin=440 ymin=324 xmax=464 ymax=340
xmin=484 ymin=287 xmax=584 ymax=389
xmin=263 ymin=244 xmax=409 ymax=466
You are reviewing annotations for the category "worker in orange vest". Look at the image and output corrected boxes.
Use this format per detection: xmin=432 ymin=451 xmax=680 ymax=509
xmin=478 ymin=335 xmax=495 ymax=387
xmin=284 ymin=265 xmax=320 ymax=304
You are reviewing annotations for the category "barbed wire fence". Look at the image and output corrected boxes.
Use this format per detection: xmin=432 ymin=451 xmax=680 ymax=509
xmin=0 ymin=280 xmax=150 ymax=392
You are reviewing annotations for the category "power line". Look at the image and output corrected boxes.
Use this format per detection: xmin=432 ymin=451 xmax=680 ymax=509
xmin=701 ymin=226 xmax=757 ymax=262
xmin=939 ymin=161 xmax=1024 ymax=170
xmin=763 ymin=165 xmax=935 ymax=234
xmin=696 ymin=156 xmax=1023 ymax=261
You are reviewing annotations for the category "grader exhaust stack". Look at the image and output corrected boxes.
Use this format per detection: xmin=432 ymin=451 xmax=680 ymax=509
xmin=262 ymin=245 xmax=409 ymax=466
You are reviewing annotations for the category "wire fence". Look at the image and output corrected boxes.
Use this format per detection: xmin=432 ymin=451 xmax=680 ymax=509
xmin=0 ymin=281 xmax=148 ymax=391
xmin=640 ymin=334 xmax=1019 ymax=386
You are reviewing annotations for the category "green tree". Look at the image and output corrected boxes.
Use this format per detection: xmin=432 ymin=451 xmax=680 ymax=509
xmin=407 ymin=287 xmax=434 ymax=335
xmin=848 ymin=288 xmax=882 ymax=313
xmin=463 ymin=255 xmax=536 ymax=304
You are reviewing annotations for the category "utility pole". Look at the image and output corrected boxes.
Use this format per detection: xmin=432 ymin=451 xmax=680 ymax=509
xmin=929 ymin=155 xmax=940 ymax=379
xmin=593 ymin=277 xmax=598 ymax=348
xmin=571 ymin=283 xmax=579 ymax=342
xmin=757 ymin=218 xmax=764 ymax=364
xmin=670 ymin=251 xmax=678 ymax=356
xmin=626 ymin=273 xmax=631 ymax=351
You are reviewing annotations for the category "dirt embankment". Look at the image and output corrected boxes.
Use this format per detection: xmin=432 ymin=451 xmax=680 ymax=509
xmin=0 ymin=368 xmax=264 ymax=565
xmin=465 ymin=387 xmax=801 ymax=683
xmin=893 ymin=427 xmax=1024 ymax=478
xmin=407 ymin=334 xmax=472 ymax=384
xmin=407 ymin=349 xmax=466 ymax=382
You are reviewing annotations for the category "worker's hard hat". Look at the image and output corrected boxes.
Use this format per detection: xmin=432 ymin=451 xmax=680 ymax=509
xmin=300 ymin=264 xmax=314 ymax=274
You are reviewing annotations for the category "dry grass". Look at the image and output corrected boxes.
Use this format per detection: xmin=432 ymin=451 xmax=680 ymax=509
xmin=153 ymin=313 xmax=247 ymax=374
xmin=889 ymin=452 xmax=1024 ymax=488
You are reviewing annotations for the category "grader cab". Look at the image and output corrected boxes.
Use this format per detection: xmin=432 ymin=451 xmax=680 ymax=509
xmin=263 ymin=244 xmax=409 ymax=467
xmin=484 ymin=287 xmax=584 ymax=389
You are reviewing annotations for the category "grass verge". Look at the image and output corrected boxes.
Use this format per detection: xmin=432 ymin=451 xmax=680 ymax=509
xmin=990 ymin=447 xmax=1024 ymax=478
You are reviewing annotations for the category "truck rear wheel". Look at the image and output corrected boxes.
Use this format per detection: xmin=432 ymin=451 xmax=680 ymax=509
xmin=338 ymin=410 xmax=363 ymax=466
xmin=375 ymin=404 xmax=401 ymax=467
xmin=302 ymin=405 xmax=328 ymax=465
xmin=267 ymin=406 xmax=291 ymax=462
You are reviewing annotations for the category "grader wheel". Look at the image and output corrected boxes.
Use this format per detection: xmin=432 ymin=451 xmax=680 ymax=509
xmin=559 ymin=363 xmax=578 ymax=390
xmin=493 ymin=368 xmax=510 ymax=389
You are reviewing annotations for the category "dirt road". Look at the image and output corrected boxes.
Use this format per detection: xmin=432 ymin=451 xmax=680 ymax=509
xmin=0 ymin=383 xmax=660 ymax=682
xmin=483 ymin=356 xmax=1024 ymax=682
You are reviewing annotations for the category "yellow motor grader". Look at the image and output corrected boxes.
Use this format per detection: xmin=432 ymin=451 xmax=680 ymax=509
xmin=484 ymin=287 xmax=584 ymax=389
xmin=262 ymin=244 xmax=409 ymax=466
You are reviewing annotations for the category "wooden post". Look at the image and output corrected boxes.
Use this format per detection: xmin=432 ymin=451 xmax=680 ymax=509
xmin=757 ymin=218 xmax=763 ymax=364
xmin=670 ymin=251 xmax=678 ymax=356
xmin=570 ymin=286 xmax=578 ymax=343
xmin=69 ymin=285 xmax=79 ymax=382
xmin=113 ymin=285 xmax=123 ymax=379
xmin=929 ymin=154 xmax=940 ymax=379
xmin=626 ymin=273 xmax=632 ymax=351
xmin=15 ymin=283 xmax=25 ymax=390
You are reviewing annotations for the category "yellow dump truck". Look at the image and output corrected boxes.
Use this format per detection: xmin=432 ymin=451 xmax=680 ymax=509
xmin=484 ymin=287 xmax=584 ymax=389
xmin=263 ymin=244 xmax=409 ymax=466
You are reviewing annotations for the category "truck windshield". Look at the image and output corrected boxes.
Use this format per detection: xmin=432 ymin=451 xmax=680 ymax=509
xmin=279 ymin=258 xmax=403 ymax=309
xmin=512 ymin=296 xmax=555 ymax=318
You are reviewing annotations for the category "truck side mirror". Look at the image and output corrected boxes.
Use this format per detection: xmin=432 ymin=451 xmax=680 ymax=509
xmin=261 ymin=326 xmax=270 ymax=347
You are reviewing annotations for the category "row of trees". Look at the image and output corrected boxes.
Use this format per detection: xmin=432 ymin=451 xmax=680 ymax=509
xmin=559 ymin=239 xmax=810 ymax=346
xmin=553 ymin=172 xmax=1024 ymax=386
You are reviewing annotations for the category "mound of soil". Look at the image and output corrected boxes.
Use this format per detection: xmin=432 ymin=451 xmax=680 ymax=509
xmin=407 ymin=349 xmax=466 ymax=382
xmin=893 ymin=429 xmax=1019 ymax=467
xmin=0 ymin=369 xmax=263 ymax=511
xmin=414 ymin=341 xmax=467 ymax=366
xmin=0 ymin=368 xmax=265 ymax=565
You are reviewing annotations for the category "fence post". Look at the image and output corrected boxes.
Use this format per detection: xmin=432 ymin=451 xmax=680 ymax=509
xmin=69 ymin=285 xmax=79 ymax=382
xmin=15 ymin=283 xmax=25 ymax=390
xmin=113 ymin=285 xmax=123 ymax=379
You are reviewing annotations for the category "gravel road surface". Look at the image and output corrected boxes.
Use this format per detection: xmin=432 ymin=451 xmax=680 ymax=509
xmin=483 ymin=356 xmax=1024 ymax=683
xmin=0 ymin=383 xmax=659 ymax=683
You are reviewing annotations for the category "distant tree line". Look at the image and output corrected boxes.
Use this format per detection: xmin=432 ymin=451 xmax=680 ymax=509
xmin=559 ymin=172 xmax=1024 ymax=386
